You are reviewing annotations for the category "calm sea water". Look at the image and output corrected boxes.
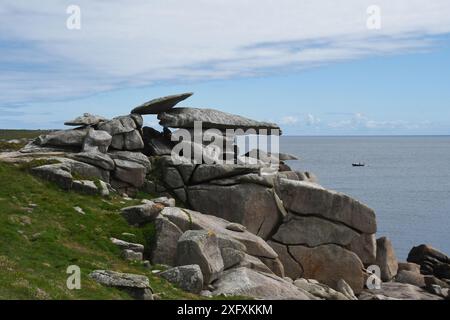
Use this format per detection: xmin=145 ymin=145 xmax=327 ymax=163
xmin=280 ymin=136 xmax=450 ymax=260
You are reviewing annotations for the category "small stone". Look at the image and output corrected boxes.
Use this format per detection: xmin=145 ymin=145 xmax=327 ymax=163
xmin=74 ymin=206 xmax=85 ymax=215
xmin=122 ymin=249 xmax=143 ymax=261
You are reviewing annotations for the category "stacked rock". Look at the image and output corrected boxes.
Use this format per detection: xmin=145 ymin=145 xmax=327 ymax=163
xmin=17 ymin=92 xmax=391 ymax=295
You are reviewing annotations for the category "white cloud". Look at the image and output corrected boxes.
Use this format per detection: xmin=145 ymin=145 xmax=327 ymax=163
xmin=280 ymin=115 xmax=299 ymax=125
xmin=306 ymin=114 xmax=321 ymax=126
xmin=1 ymin=0 xmax=450 ymax=104
xmin=328 ymin=113 xmax=431 ymax=130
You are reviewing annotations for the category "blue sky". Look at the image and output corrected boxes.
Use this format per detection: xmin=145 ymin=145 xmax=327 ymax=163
xmin=1 ymin=1 xmax=450 ymax=135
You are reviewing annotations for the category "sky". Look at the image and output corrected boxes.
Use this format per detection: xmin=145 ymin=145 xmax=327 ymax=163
xmin=1 ymin=0 xmax=450 ymax=135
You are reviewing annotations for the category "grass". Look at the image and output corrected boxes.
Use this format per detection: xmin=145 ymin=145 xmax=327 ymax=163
xmin=0 ymin=129 xmax=51 ymax=141
xmin=0 ymin=162 xmax=201 ymax=300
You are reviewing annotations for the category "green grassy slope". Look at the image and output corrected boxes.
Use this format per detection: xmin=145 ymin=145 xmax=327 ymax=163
xmin=0 ymin=162 xmax=199 ymax=300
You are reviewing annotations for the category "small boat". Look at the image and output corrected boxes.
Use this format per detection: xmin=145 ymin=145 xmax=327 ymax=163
xmin=352 ymin=162 xmax=366 ymax=167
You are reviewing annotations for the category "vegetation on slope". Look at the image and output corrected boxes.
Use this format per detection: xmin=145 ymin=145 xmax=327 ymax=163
xmin=0 ymin=162 xmax=199 ymax=300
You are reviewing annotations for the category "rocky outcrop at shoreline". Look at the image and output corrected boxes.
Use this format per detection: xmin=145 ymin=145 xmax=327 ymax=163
xmin=1 ymin=92 xmax=449 ymax=300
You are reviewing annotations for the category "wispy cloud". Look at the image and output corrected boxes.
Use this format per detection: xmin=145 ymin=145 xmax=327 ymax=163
xmin=1 ymin=0 xmax=450 ymax=105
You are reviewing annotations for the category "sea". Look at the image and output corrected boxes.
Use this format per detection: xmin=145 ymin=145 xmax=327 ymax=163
xmin=280 ymin=136 xmax=450 ymax=260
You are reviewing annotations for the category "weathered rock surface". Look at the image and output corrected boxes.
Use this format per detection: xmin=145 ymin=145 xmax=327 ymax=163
xmin=72 ymin=179 xmax=99 ymax=195
xmin=395 ymin=270 xmax=426 ymax=287
xmin=98 ymin=115 xmax=136 ymax=136
xmin=161 ymin=207 xmax=278 ymax=260
xmin=73 ymin=151 xmax=115 ymax=170
xmin=89 ymin=270 xmax=153 ymax=300
xmin=187 ymin=183 xmax=281 ymax=239
xmin=348 ymin=233 xmax=377 ymax=265
xmin=275 ymin=178 xmax=377 ymax=234
xmin=151 ymin=216 xmax=183 ymax=266
xmin=176 ymin=230 xmax=224 ymax=284
xmin=274 ymin=244 xmax=365 ymax=294
xmin=375 ymin=237 xmax=398 ymax=281
xmin=359 ymin=282 xmax=443 ymax=300
xmin=159 ymin=265 xmax=203 ymax=294
xmin=190 ymin=164 xmax=260 ymax=184
xmin=64 ymin=113 xmax=107 ymax=126
xmin=121 ymin=202 xmax=165 ymax=226
xmin=38 ymin=128 xmax=89 ymax=148
xmin=82 ymin=128 xmax=112 ymax=153
xmin=158 ymin=108 xmax=281 ymax=132
xmin=109 ymin=151 xmax=151 ymax=172
xmin=121 ymin=249 xmax=143 ymax=261
xmin=123 ymin=130 xmax=145 ymax=150
xmin=293 ymin=278 xmax=349 ymax=300
xmin=211 ymin=267 xmax=313 ymax=300
xmin=142 ymin=127 xmax=174 ymax=156
xmin=31 ymin=163 xmax=73 ymax=190
xmin=407 ymin=244 xmax=450 ymax=279
xmin=398 ymin=262 xmax=421 ymax=274
xmin=113 ymin=159 xmax=146 ymax=187
xmin=131 ymin=92 xmax=193 ymax=115
xmin=272 ymin=214 xmax=360 ymax=247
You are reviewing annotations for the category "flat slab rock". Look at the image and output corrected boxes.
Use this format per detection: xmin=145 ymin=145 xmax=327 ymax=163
xmin=89 ymin=270 xmax=153 ymax=299
xmin=131 ymin=92 xmax=193 ymax=115
xmin=158 ymin=107 xmax=281 ymax=132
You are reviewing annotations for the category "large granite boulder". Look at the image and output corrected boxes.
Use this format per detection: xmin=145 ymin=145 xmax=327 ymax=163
xmin=158 ymin=108 xmax=281 ymax=133
xmin=269 ymin=241 xmax=365 ymax=294
xmin=97 ymin=115 xmax=137 ymax=136
xmin=73 ymin=151 xmax=115 ymax=171
xmin=109 ymin=151 xmax=151 ymax=172
xmin=151 ymin=216 xmax=183 ymax=266
xmin=275 ymin=178 xmax=377 ymax=234
xmin=31 ymin=163 xmax=73 ymax=190
xmin=187 ymin=183 xmax=281 ymax=239
xmin=375 ymin=237 xmax=398 ymax=281
xmin=272 ymin=214 xmax=360 ymax=247
xmin=159 ymin=265 xmax=203 ymax=294
xmin=348 ymin=233 xmax=377 ymax=265
xmin=162 ymin=207 xmax=277 ymax=260
xmin=131 ymin=92 xmax=193 ymax=115
xmin=176 ymin=230 xmax=224 ymax=284
xmin=82 ymin=128 xmax=112 ymax=153
xmin=407 ymin=244 xmax=450 ymax=280
xmin=142 ymin=127 xmax=174 ymax=156
xmin=113 ymin=159 xmax=146 ymax=187
xmin=38 ymin=127 xmax=89 ymax=148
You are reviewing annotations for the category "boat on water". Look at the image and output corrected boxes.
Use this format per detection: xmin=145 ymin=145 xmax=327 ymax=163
xmin=352 ymin=162 xmax=366 ymax=167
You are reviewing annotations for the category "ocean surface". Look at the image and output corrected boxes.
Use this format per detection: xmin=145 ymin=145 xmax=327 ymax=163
xmin=280 ymin=136 xmax=450 ymax=260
